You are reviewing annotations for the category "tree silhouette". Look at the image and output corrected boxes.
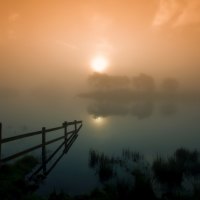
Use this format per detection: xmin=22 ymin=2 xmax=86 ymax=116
xmin=132 ymin=73 xmax=156 ymax=93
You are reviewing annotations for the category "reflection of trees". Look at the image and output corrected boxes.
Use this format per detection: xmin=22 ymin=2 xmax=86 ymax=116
xmin=86 ymin=100 xmax=155 ymax=120
xmin=80 ymin=91 xmax=178 ymax=119
xmin=131 ymin=101 xmax=154 ymax=119
xmin=87 ymin=101 xmax=129 ymax=118
xmin=80 ymin=88 xmax=179 ymax=119
xmin=79 ymin=73 xmax=183 ymax=119
xmin=160 ymin=102 xmax=177 ymax=117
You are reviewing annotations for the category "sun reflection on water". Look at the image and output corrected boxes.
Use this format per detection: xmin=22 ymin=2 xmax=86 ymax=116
xmin=91 ymin=116 xmax=107 ymax=127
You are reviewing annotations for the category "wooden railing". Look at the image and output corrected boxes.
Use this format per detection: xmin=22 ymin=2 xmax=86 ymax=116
xmin=0 ymin=120 xmax=83 ymax=178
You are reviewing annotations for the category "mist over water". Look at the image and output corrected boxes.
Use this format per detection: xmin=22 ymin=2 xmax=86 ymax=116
xmin=0 ymin=0 xmax=200 ymax=197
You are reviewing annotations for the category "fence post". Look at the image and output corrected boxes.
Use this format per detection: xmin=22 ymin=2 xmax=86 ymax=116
xmin=63 ymin=121 xmax=68 ymax=152
xmin=74 ymin=120 xmax=77 ymax=134
xmin=0 ymin=123 xmax=2 ymax=166
xmin=42 ymin=127 xmax=46 ymax=175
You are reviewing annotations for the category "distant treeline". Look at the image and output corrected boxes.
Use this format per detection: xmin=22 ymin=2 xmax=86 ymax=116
xmin=88 ymin=72 xmax=179 ymax=94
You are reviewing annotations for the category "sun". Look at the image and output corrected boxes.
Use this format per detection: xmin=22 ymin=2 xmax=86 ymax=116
xmin=90 ymin=56 xmax=108 ymax=73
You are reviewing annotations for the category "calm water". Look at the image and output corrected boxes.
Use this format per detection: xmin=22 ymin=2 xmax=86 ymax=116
xmin=1 ymin=92 xmax=200 ymax=196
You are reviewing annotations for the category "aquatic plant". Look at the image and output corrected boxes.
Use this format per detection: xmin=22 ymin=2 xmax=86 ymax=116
xmin=0 ymin=156 xmax=39 ymax=200
xmin=88 ymin=148 xmax=200 ymax=200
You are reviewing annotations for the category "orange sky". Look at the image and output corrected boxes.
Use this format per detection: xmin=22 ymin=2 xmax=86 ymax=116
xmin=0 ymin=0 xmax=200 ymax=91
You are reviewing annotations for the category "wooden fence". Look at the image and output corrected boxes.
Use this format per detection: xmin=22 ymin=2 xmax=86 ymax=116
xmin=0 ymin=120 xmax=82 ymax=179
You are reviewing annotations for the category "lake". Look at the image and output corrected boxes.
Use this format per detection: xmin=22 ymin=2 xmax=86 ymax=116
xmin=1 ymin=90 xmax=200 ymax=197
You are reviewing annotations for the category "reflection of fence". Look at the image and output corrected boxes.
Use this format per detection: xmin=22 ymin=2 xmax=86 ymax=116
xmin=0 ymin=121 xmax=82 ymax=178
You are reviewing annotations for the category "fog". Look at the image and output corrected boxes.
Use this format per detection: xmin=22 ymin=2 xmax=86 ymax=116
xmin=78 ymin=72 xmax=200 ymax=119
xmin=1 ymin=1 xmax=200 ymax=197
xmin=0 ymin=0 xmax=200 ymax=107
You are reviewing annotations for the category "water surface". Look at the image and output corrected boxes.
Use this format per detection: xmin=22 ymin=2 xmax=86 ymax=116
xmin=1 ymin=92 xmax=200 ymax=196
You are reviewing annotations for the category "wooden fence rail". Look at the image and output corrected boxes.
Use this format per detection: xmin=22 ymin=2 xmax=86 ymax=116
xmin=0 ymin=120 xmax=83 ymax=178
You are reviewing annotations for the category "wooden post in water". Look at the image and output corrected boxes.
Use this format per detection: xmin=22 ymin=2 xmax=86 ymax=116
xmin=63 ymin=121 xmax=68 ymax=151
xmin=0 ymin=123 xmax=2 ymax=166
xmin=42 ymin=127 xmax=46 ymax=175
xmin=74 ymin=120 xmax=77 ymax=134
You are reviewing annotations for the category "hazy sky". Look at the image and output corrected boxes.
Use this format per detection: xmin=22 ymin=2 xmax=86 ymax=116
xmin=0 ymin=0 xmax=200 ymax=92
xmin=1 ymin=2 xmax=200 ymax=194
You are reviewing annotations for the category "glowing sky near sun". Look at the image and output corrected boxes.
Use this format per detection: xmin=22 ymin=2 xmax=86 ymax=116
xmin=0 ymin=0 xmax=200 ymax=92
xmin=91 ymin=56 xmax=109 ymax=73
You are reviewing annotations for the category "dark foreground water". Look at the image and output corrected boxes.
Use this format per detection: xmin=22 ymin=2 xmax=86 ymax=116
xmin=1 ymin=93 xmax=200 ymax=197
